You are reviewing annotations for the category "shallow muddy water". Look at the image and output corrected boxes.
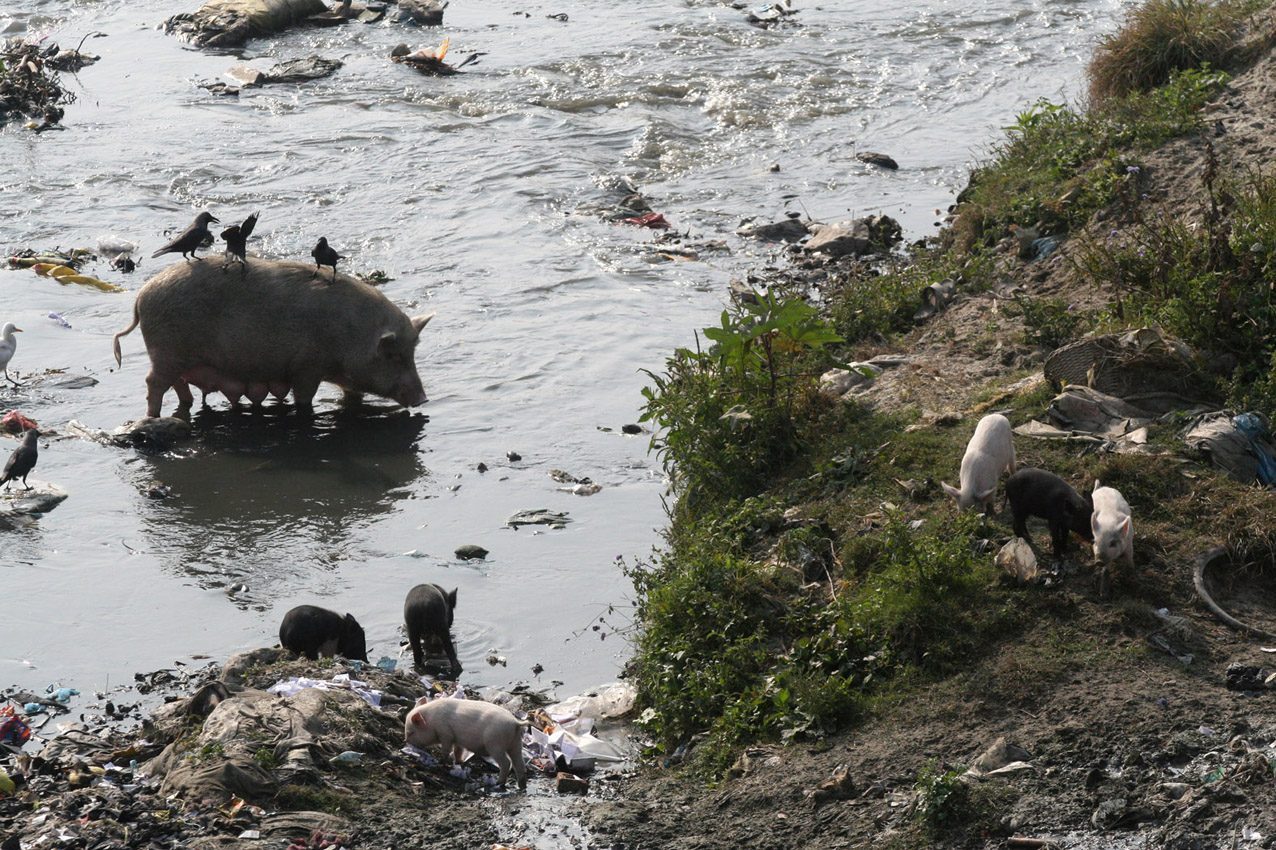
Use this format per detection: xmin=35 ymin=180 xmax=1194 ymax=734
xmin=2 ymin=0 xmax=1135 ymax=701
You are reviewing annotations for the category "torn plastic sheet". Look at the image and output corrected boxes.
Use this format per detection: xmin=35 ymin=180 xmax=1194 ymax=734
xmin=266 ymin=674 xmax=382 ymax=707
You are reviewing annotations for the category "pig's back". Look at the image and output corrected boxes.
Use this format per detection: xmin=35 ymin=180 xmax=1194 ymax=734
xmin=136 ymin=259 xmax=408 ymax=376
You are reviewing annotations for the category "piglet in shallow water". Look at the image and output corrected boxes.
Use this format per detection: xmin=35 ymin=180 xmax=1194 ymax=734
xmin=405 ymin=583 xmax=462 ymax=676
xmin=279 ymin=605 xmax=369 ymax=662
xmin=404 ymin=697 xmax=530 ymax=789
xmin=1091 ymin=481 xmax=1134 ymax=569
xmin=941 ymin=413 xmax=1016 ymax=514
xmin=1004 ymin=468 xmax=1093 ymax=559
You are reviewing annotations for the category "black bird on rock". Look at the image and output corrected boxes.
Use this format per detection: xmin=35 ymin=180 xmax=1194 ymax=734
xmin=1 ymin=429 xmax=39 ymax=491
xmin=311 ymin=236 xmax=343 ymax=281
xmin=221 ymin=211 xmax=260 ymax=272
xmin=152 ymin=211 xmax=220 ymax=261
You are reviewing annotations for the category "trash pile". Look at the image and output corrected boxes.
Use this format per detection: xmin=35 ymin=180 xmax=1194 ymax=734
xmin=0 ymin=39 xmax=78 ymax=129
xmin=2 ymin=648 xmax=638 ymax=849
xmin=1011 ymin=328 xmax=1276 ymax=486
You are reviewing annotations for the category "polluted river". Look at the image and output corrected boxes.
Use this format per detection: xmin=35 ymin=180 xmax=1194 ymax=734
xmin=3 ymin=0 xmax=1137 ymax=732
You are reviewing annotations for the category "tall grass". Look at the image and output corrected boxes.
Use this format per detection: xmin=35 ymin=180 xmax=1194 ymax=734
xmin=1088 ymin=0 xmax=1257 ymax=103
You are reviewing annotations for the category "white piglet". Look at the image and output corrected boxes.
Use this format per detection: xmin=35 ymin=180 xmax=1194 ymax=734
xmin=1091 ymin=481 xmax=1134 ymax=569
xmin=404 ymin=696 xmax=531 ymax=789
xmin=941 ymin=413 xmax=1016 ymax=514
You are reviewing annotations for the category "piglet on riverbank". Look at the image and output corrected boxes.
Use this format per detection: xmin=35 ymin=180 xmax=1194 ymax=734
xmin=1091 ymin=481 xmax=1134 ymax=569
xmin=279 ymin=605 xmax=369 ymax=662
xmin=405 ymin=697 xmax=530 ymax=789
xmin=1005 ymin=468 xmax=1093 ymax=559
xmin=942 ymin=413 xmax=1016 ymax=514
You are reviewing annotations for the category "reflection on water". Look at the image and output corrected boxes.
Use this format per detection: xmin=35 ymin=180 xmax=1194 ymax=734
xmin=130 ymin=405 xmax=429 ymax=607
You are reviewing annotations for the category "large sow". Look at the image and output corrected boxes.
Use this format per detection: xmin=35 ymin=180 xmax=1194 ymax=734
xmin=113 ymin=258 xmax=435 ymax=417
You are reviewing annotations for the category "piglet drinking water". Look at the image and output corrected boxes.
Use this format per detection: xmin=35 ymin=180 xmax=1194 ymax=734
xmin=404 ymin=583 xmax=462 ymax=676
xmin=404 ymin=697 xmax=530 ymax=789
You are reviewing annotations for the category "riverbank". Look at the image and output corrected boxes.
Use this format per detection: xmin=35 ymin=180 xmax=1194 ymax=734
xmin=612 ymin=1 xmax=1276 ymax=848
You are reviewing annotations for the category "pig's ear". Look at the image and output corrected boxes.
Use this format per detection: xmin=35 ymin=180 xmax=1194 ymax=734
xmin=941 ymin=481 xmax=960 ymax=501
xmin=410 ymin=313 xmax=436 ymax=337
xmin=447 ymin=588 xmax=458 ymax=608
xmin=974 ymin=487 xmax=996 ymax=505
xmin=410 ymin=711 xmax=427 ymax=728
xmin=1092 ymin=514 xmax=1101 ymax=535
xmin=378 ymin=331 xmax=398 ymax=354
xmin=1119 ymin=516 xmax=1132 ymax=537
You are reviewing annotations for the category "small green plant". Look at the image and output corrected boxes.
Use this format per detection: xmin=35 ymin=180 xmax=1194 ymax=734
xmin=914 ymin=759 xmax=970 ymax=832
xmin=253 ymin=747 xmax=277 ymax=770
xmin=1002 ymin=295 xmax=1086 ymax=349
xmin=195 ymin=741 xmax=225 ymax=761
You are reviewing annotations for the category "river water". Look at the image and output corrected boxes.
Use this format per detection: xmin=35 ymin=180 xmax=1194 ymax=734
xmin=2 ymin=0 xmax=1135 ymax=705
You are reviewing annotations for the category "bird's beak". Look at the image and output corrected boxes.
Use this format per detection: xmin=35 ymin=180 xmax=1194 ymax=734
xmin=13 ymin=328 xmax=22 ymax=333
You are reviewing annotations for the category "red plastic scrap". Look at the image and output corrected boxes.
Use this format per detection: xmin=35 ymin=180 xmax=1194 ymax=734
xmin=619 ymin=212 xmax=671 ymax=229
xmin=2 ymin=411 xmax=38 ymax=433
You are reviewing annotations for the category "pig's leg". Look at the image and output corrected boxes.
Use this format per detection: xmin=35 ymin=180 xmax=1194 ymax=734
xmin=269 ymin=381 xmax=290 ymax=401
xmin=173 ymin=377 xmax=194 ymax=409
xmin=510 ymin=747 xmax=527 ymax=789
xmin=292 ymin=376 xmax=321 ymax=410
xmin=1049 ymin=519 xmax=1068 ymax=559
xmin=1011 ymin=509 xmax=1032 ymax=543
xmin=440 ymin=632 xmax=462 ymax=677
xmin=491 ymin=750 xmax=512 ymax=787
xmin=145 ymin=370 xmax=173 ymax=418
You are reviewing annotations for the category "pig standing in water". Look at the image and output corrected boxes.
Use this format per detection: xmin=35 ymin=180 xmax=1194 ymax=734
xmin=279 ymin=605 xmax=369 ymax=662
xmin=404 ymin=584 xmax=462 ymax=676
xmin=112 ymin=258 xmax=435 ymax=417
xmin=1005 ymin=468 xmax=1093 ymax=559
xmin=404 ymin=697 xmax=530 ymax=789
xmin=941 ymin=413 xmax=1016 ymax=514
xmin=1091 ymin=481 xmax=1135 ymax=570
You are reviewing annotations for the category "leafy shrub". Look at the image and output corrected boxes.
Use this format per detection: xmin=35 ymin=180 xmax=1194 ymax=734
xmin=639 ymin=291 xmax=843 ymax=514
xmin=1088 ymin=0 xmax=1254 ymax=104
xmin=629 ymin=508 xmax=1018 ymax=777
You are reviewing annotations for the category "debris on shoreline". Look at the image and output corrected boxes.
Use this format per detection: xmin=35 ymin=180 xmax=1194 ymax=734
xmin=1 ymin=651 xmax=634 ymax=849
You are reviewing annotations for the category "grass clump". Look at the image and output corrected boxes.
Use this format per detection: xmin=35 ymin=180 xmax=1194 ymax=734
xmin=1087 ymin=0 xmax=1258 ymax=104
xmin=961 ymin=65 xmax=1227 ymax=243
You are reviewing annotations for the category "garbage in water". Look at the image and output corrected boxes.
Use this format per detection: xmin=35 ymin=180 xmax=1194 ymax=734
xmin=2 ymin=412 xmax=39 ymax=433
xmin=47 ymin=313 xmax=71 ymax=328
xmin=390 ymin=39 xmax=479 ymax=75
xmin=506 ymin=508 xmax=571 ymax=529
